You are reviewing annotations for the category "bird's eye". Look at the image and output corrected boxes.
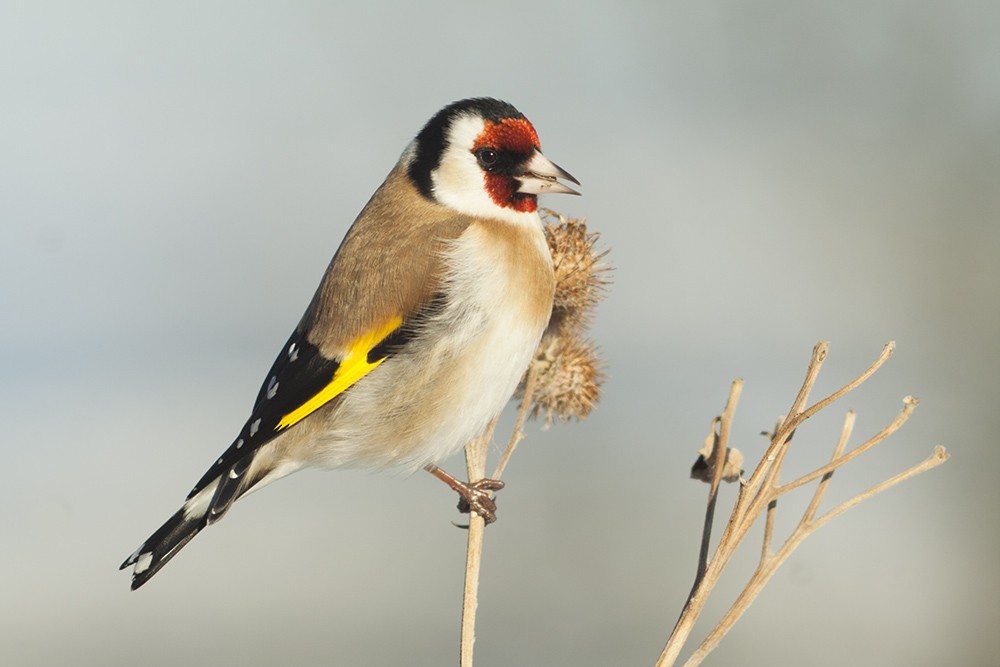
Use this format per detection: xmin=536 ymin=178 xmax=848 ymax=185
xmin=475 ymin=147 xmax=499 ymax=169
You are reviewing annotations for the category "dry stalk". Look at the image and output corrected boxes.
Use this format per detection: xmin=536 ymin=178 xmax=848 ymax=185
xmin=694 ymin=380 xmax=743 ymax=587
xmin=459 ymin=416 xmax=497 ymax=667
xmin=492 ymin=363 xmax=540 ymax=481
xmin=656 ymin=342 xmax=949 ymax=667
xmin=459 ymin=344 xmax=561 ymax=666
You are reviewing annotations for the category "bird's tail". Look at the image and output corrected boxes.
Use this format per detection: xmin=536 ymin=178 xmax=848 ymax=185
xmin=120 ymin=453 xmax=300 ymax=589
xmin=119 ymin=479 xmax=223 ymax=590
xmin=119 ymin=507 xmax=206 ymax=590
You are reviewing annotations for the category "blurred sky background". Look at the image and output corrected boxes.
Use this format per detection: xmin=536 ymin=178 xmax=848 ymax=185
xmin=2 ymin=2 xmax=998 ymax=665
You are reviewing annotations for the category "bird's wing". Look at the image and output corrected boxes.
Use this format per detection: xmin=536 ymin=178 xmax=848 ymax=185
xmin=188 ymin=170 xmax=472 ymax=515
xmin=186 ymin=313 xmax=406 ymax=502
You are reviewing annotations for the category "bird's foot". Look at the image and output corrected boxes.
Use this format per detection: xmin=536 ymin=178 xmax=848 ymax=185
xmin=424 ymin=465 xmax=506 ymax=524
xmin=455 ymin=478 xmax=505 ymax=524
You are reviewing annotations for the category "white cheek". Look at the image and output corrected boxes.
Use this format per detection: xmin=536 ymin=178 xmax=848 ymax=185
xmin=433 ymin=150 xmax=490 ymax=209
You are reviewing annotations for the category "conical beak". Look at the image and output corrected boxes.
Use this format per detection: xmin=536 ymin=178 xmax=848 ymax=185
xmin=516 ymin=150 xmax=581 ymax=196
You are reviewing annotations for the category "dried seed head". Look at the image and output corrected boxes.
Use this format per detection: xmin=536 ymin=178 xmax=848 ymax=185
xmin=515 ymin=209 xmax=610 ymax=427
xmin=519 ymin=331 xmax=604 ymax=427
xmin=541 ymin=209 xmax=610 ymax=335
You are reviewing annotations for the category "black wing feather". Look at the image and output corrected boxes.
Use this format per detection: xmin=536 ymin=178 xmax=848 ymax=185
xmin=187 ymin=328 xmax=340 ymax=500
xmin=187 ymin=292 xmax=447 ymax=503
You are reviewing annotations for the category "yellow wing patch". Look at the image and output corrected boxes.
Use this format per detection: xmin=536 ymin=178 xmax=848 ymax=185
xmin=275 ymin=316 xmax=403 ymax=431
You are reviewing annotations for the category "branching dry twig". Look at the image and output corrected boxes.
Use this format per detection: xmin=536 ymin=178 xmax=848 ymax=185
xmin=656 ymin=342 xmax=949 ymax=667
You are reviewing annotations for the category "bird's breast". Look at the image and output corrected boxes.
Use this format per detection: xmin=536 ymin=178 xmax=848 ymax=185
xmin=308 ymin=216 xmax=555 ymax=470
xmin=439 ymin=217 xmax=555 ymax=347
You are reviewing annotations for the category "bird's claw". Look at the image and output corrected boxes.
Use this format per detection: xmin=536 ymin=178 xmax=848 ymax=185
xmin=456 ymin=478 xmax=505 ymax=524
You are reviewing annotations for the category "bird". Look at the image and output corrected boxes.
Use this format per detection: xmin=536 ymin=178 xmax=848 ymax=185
xmin=120 ymin=97 xmax=580 ymax=590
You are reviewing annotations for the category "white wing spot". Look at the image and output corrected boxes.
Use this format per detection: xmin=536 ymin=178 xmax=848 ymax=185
xmin=288 ymin=342 xmax=299 ymax=362
xmin=217 ymin=457 xmax=223 ymax=466
xmin=267 ymin=376 xmax=278 ymax=399
xmin=236 ymin=438 xmax=244 ymax=449
xmin=135 ymin=552 xmax=153 ymax=574
xmin=228 ymin=469 xmax=239 ymax=479
xmin=250 ymin=418 xmax=261 ymax=437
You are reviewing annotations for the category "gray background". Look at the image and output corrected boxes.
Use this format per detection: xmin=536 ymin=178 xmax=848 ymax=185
xmin=2 ymin=2 xmax=997 ymax=665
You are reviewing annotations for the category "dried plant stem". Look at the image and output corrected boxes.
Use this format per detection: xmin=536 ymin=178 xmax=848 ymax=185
xmin=715 ymin=342 xmax=893 ymax=567
xmin=803 ymin=410 xmax=855 ymax=524
xmin=493 ymin=362 xmax=539 ymax=480
xmin=811 ymin=445 xmax=948 ymax=531
xmin=460 ymin=362 xmax=540 ymax=667
xmin=655 ymin=342 xmax=948 ymax=667
xmin=686 ymin=446 xmax=947 ymax=665
xmin=695 ymin=379 xmax=743 ymax=585
xmin=459 ymin=507 xmax=484 ymax=667
xmin=460 ymin=416 xmax=499 ymax=667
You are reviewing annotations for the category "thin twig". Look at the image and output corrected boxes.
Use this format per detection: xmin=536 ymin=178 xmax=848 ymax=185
xmin=793 ymin=341 xmax=895 ymax=427
xmin=694 ymin=417 xmax=721 ymax=584
xmin=810 ymin=445 xmax=949 ymax=531
xmin=760 ymin=498 xmax=777 ymax=566
xmin=460 ymin=514 xmax=484 ymax=667
xmin=784 ymin=341 xmax=830 ymax=426
xmin=730 ymin=343 xmax=828 ymax=541
xmin=460 ymin=416 xmax=500 ymax=667
xmin=492 ymin=362 xmax=539 ymax=481
xmin=755 ymin=341 xmax=829 ymax=499
xmin=659 ymin=382 xmax=743 ymax=667
xmin=775 ymin=397 xmax=917 ymax=497
xmin=695 ymin=379 xmax=742 ymax=584
xmin=803 ymin=410 xmax=855 ymax=524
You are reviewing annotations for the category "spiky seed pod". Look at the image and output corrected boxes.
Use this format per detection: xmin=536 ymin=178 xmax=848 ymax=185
xmin=519 ymin=330 xmax=604 ymax=427
xmin=540 ymin=209 xmax=610 ymax=336
xmin=516 ymin=210 xmax=610 ymax=425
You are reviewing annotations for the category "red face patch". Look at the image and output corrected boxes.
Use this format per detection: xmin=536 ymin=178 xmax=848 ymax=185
xmin=474 ymin=118 xmax=541 ymax=213
xmin=475 ymin=118 xmax=541 ymax=155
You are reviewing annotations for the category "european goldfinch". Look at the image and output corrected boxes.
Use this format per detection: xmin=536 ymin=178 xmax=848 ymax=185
xmin=120 ymin=98 xmax=580 ymax=590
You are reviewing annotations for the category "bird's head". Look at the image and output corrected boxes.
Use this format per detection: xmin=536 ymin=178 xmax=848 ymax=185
xmin=406 ymin=98 xmax=580 ymax=223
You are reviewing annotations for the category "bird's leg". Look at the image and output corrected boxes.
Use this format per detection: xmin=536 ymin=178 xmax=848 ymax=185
xmin=424 ymin=464 xmax=505 ymax=524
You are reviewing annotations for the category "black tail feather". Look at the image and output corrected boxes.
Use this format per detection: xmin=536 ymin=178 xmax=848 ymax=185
xmin=122 ymin=462 xmax=263 ymax=590
xmin=120 ymin=507 xmax=207 ymax=590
